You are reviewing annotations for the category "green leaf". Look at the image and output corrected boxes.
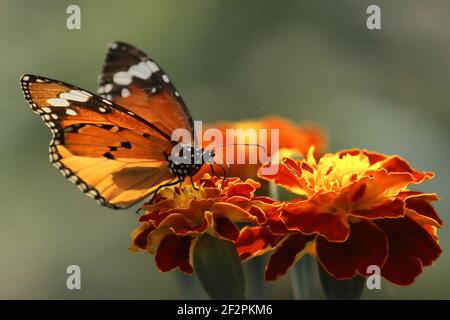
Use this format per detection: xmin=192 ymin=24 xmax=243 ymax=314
xmin=317 ymin=261 xmax=366 ymax=300
xmin=193 ymin=233 xmax=245 ymax=300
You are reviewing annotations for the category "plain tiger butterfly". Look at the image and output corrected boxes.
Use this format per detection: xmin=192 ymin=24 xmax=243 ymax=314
xmin=20 ymin=41 xmax=216 ymax=209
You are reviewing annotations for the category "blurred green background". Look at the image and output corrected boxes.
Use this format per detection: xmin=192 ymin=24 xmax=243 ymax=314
xmin=1 ymin=0 xmax=449 ymax=299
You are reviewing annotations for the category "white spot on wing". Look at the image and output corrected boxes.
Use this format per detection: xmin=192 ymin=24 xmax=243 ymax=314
xmin=60 ymin=90 xmax=89 ymax=102
xmin=121 ymin=88 xmax=130 ymax=97
xmin=129 ymin=61 xmax=152 ymax=79
xmin=162 ymin=74 xmax=170 ymax=83
xmin=146 ymin=60 xmax=159 ymax=72
xmin=104 ymin=83 xmax=113 ymax=93
xmin=113 ymin=71 xmax=132 ymax=85
xmin=47 ymin=98 xmax=70 ymax=107
xmin=66 ymin=109 xmax=78 ymax=116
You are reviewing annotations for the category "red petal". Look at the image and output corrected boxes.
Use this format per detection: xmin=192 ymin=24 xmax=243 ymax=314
xmin=316 ymin=220 xmax=388 ymax=279
xmin=339 ymin=149 xmax=386 ymax=165
xmin=265 ymin=233 xmax=314 ymax=281
xmin=376 ymin=216 xmax=442 ymax=285
xmin=335 ymin=178 xmax=369 ymax=207
xmin=282 ymin=201 xmax=349 ymax=241
xmin=351 ymin=198 xmax=404 ymax=219
xmin=248 ymin=205 xmax=268 ymax=224
xmin=226 ymin=182 xmax=256 ymax=198
xmin=213 ymin=216 xmax=240 ymax=241
xmin=260 ymin=158 xmax=306 ymax=194
xmin=154 ymin=234 xmax=194 ymax=274
xmin=379 ymin=156 xmax=433 ymax=182
xmin=133 ymin=226 xmax=154 ymax=250
xmin=235 ymin=226 xmax=281 ymax=260
xmin=402 ymin=193 xmax=442 ymax=227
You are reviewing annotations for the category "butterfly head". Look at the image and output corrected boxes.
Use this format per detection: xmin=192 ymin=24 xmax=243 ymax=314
xmin=168 ymin=145 xmax=215 ymax=179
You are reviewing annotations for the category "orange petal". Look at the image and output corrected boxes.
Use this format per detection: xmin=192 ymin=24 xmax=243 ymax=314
xmin=376 ymin=216 xmax=442 ymax=285
xmin=235 ymin=226 xmax=281 ymax=261
xmin=154 ymin=234 xmax=195 ymax=274
xmin=400 ymin=192 xmax=442 ymax=227
xmin=265 ymin=233 xmax=314 ymax=281
xmin=350 ymin=198 xmax=404 ymax=219
xmin=259 ymin=157 xmax=307 ymax=195
xmin=316 ymin=220 xmax=388 ymax=279
xmin=339 ymin=149 xmax=387 ymax=165
xmin=131 ymin=224 xmax=154 ymax=250
xmin=282 ymin=200 xmax=350 ymax=242
xmin=379 ymin=156 xmax=434 ymax=183
xmin=213 ymin=216 xmax=240 ymax=241
xmin=362 ymin=170 xmax=417 ymax=200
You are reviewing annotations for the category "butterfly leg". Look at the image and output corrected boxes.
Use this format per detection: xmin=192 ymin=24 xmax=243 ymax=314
xmin=215 ymin=163 xmax=229 ymax=184
xmin=147 ymin=178 xmax=180 ymax=205
xmin=190 ymin=175 xmax=199 ymax=191
xmin=210 ymin=164 xmax=218 ymax=178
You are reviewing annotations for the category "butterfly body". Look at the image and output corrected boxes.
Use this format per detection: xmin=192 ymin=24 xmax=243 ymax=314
xmin=20 ymin=41 xmax=210 ymax=209
xmin=166 ymin=145 xmax=215 ymax=180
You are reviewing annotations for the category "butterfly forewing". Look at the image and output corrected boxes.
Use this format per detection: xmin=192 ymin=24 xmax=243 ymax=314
xmin=20 ymin=74 xmax=175 ymax=209
xmin=98 ymin=41 xmax=195 ymax=142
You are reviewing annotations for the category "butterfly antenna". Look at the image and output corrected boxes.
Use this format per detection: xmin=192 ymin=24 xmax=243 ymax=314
xmin=209 ymin=163 xmax=229 ymax=185
xmin=207 ymin=143 xmax=267 ymax=153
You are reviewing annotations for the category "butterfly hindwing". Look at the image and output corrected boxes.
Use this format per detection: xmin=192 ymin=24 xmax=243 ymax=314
xmin=20 ymin=74 xmax=174 ymax=209
xmin=98 ymin=41 xmax=195 ymax=141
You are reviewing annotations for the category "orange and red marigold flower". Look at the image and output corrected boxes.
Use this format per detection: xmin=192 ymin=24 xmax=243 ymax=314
xmin=236 ymin=147 xmax=442 ymax=285
xmin=130 ymin=144 xmax=442 ymax=287
xmin=130 ymin=174 xmax=277 ymax=274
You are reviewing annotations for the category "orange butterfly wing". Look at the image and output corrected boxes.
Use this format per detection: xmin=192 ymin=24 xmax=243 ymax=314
xmin=21 ymin=74 xmax=175 ymax=209
xmin=98 ymin=41 xmax=195 ymax=141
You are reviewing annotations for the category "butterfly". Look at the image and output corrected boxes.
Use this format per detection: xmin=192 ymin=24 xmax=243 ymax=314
xmin=20 ymin=41 xmax=216 ymax=209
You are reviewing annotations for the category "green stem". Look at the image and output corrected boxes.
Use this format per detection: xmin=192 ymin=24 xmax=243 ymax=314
xmin=317 ymin=261 xmax=366 ymax=300
xmin=291 ymin=255 xmax=319 ymax=300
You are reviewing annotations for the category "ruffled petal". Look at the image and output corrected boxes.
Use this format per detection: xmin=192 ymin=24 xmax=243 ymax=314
xmin=376 ymin=216 xmax=442 ymax=285
xmin=235 ymin=226 xmax=281 ymax=261
xmin=362 ymin=169 xmax=418 ymax=201
xmin=154 ymin=234 xmax=194 ymax=274
xmin=259 ymin=158 xmax=308 ymax=195
xmin=379 ymin=156 xmax=434 ymax=183
xmin=265 ymin=233 xmax=314 ymax=281
xmin=316 ymin=220 xmax=388 ymax=279
xmin=130 ymin=224 xmax=154 ymax=251
xmin=339 ymin=149 xmax=387 ymax=165
xmin=350 ymin=198 xmax=404 ymax=219
xmin=225 ymin=181 xmax=259 ymax=198
xmin=213 ymin=216 xmax=240 ymax=241
xmin=400 ymin=192 xmax=442 ymax=227
xmin=282 ymin=200 xmax=350 ymax=242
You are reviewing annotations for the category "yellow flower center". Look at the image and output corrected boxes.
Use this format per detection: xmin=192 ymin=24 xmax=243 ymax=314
xmin=306 ymin=152 xmax=371 ymax=192
xmin=161 ymin=185 xmax=208 ymax=209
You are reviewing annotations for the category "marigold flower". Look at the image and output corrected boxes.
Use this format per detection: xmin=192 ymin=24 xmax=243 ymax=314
xmin=195 ymin=116 xmax=327 ymax=180
xmin=236 ymin=147 xmax=442 ymax=285
xmin=130 ymin=174 xmax=277 ymax=274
